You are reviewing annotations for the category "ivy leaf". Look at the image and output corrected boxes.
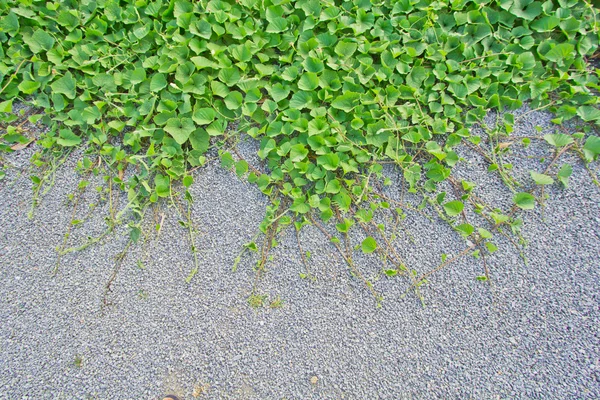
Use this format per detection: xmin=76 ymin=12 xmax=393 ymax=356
xmin=129 ymin=68 xmax=146 ymax=85
xmin=513 ymin=192 xmax=536 ymax=210
xmin=544 ymin=43 xmax=574 ymax=63
xmin=557 ymin=164 xmax=572 ymax=188
xmin=150 ymin=73 xmax=168 ymax=92
xmin=289 ymin=144 xmax=308 ymax=162
xmin=192 ymin=108 xmax=215 ymax=125
xmin=317 ymin=153 xmax=340 ymax=171
xmin=530 ymin=171 xmax=554 ymax=185
xmin=164 ymin=117 xmax=195 ymax=145
xmin=24 ymin=29 xmax=55 ymax=53
xmin=331 ymin=92 xmax=360 ymax=112
xmin=361 ymin=237 xmax=377 ymax=254
xmin=224 ymin=91 xmax=243 ymax=110
xmin=218 ymin=67 xmax=241 ymax=86
xmin=189 ymin=129 xmax=209 ymax=153
xmin=289 ymin=91 xmax=313 ymax=109
xmin=303 ymin=57 xmax=324 ymax=73
xmin=0 ymin=12 xmax=19 ymax=35
xmin=583 ymin=136 xmax=600 ymax=161
xmin=18 ymin=81 xmax=40 ymax=95
xmin=576 ymin=106 xmax=600 ymax=122
xmin=334 ymin=40 xmax=357 ymax=58
xmin=543 ymin=134 xmax=573 ymax=147
xmin=56 ymin=129 xmax=81 ymax=147
xmin=183 ymin=175 xmax=194 ymax=188
xmin=455 ymin=223 xmax=474 ymax=237
xmin=269 ymin=83 xmax=290 ymax=102
xmin=443 ymin=200 xmax=464 ymax=217
xmin=235 ymin=160 xmax=248 ymax=177
xmin=298 ymin=72 xmax=319 ymax=91
xmin=154 ymin=174 xmax=170 ymax=198
xmin=266 ymin=17 xmax=287 ymax=33
xmin=51 ymin=72 xmax=76 ymax=99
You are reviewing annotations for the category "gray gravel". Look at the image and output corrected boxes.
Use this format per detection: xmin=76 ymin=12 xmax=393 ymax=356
xmin=1 ymin=107 xmax=599 ymax=399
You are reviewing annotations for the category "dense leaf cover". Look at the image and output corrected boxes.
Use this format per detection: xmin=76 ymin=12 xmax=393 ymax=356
xmin=0 ymin=0 xmax=599 ymax=224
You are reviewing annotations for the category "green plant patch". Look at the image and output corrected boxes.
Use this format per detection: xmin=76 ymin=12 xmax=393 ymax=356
xmin=0 ymin=0 xmax=599 ymax=302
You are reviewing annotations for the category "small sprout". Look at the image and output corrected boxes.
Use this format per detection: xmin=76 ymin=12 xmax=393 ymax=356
xmin=248 ymin=294 xmax=266 ymax=309
xmin=269 ymin=296 xmax=283 ymax=309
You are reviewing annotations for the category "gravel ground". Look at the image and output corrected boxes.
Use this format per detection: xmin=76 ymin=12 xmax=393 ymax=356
xmin=0 ymin=108 xmax=599 ymax=399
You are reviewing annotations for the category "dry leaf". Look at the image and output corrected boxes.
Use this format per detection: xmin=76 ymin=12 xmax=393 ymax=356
xmin=10 ymin=139 xmax=34 ymax=151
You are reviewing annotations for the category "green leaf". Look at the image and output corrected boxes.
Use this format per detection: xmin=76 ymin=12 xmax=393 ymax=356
xmin=443 ymin=200 xmax=464 ymax=217
xmin=224 ymin=91 xmax=243 ymax=110
xmin=235 ymin=160 xmax=248 ymax=177
xmin=455 ymin=223 xmax=474 ymax=237
xmin=289 ymin=91 xmax=313 ymax=109
xmin=164 ymin=117 xmax=195 ymax=145
xmin=266 ymin=17 xmax=287 ymax=33
xmin=557 ymin=164 xmax=572 ymax=188
xmin=192 ymin=107 xmax=215 ymax=125
xmin=18 ymin=81 xmax=40 ymax=95
xmin=361 ymin=237 xmax=377 ymax=254
xmin=189 ymin=129 xmax=209 ymax=152
xmin=218 ymin=67 xmax=241 ymax=86
xmin=0 ymin=100 xmax=13 ymax=113
xmin=0 ymin=12 xmax=19 ymax=35
xmin=56 ymin=129 xmax=81 ymax=147
xmin=485 ymin=242 xmax=498 ymax=253
xmin=289 ymin=144 xmax=308 ymax=162
xmin=130 ymin=226 xmax=141 ymax=243
xmin=317 ymin=153 xmax=340 ymax=171
xmin=583 ymin=136 xmax=600 ymax=161
xmin=331 ymin=92 xmax=360 ymax=112
xmin=303 ymin=57 xmax=324 ymax=73
xmin=298 ymin=72 xmax=319 ymax=91
xmin=478 ymin=228 xmax=492 ymax=239
xmin=513 ymin=192 xmax=536 ymax=210
xmin=544 ymin=43 xmax=574 ymax=63
xmin=543 ymin=134 xmax=573 ymax=147
xmin=129 ymin=68 xmax=147 ymax=85
xmin=51 ymin=72 xmax=76 ymax=99
xmin=531 ymin=16 xmax=559 ymax=32
xmin=24 ymin=29 xmax=55 ymax=53
xmin=183 ymin=175 xmax=194 ymax=188
xmin=530 ymin=171 xmax=554 ymax=185
xmin=154 ymin=174 xmax=170 ymax=197
xmin=576 ymin=106 xmax=600 ymax=122
xmin=150 ymin=73 xmax=168 ymax=92
xmin=325 ymin=179 xmax=341 ymax=194
xmin=334 ymin=40 xmax=358 ymax=59
xmin=269 ymin=83 xmax=290 ymax=102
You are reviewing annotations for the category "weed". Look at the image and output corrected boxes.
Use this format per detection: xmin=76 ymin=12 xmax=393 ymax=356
xmin=247 ymin=294 xmax=267 ymax=309
xmin=269 ymin=296 xmax=284 ymax=309
xmin=73 ymin=354 xmax=83 ymax=368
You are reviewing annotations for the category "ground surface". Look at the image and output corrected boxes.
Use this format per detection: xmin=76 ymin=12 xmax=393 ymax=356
xmin=1 ymin=108 xmax=599 ymax=399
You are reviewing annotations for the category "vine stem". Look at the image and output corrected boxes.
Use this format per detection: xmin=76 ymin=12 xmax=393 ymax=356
xmin=307 ymin=214 xmax=379 ymax=300
xmin=0 ymin=58 xmax=29 ymax=95
xmin=295 ymin=227 xmax=312 ymax=278
xmin=408 ymin=241 xmax=480 ymax=292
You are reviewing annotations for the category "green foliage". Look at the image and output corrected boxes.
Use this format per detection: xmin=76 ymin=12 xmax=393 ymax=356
xmin=514 ymin=192 xmax=536 ymax=210
xmin=0 ymin=0 xmax=599 ymax=299
xmin=361 ymin=236 xmax=377 ymax=254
